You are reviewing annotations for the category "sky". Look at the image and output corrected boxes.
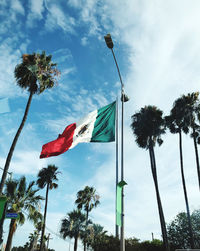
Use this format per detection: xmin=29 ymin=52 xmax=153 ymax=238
xmin=1 ymin=0 xmax=200 ymax=250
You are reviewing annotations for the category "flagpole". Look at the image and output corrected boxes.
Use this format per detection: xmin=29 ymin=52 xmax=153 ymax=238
xmin=104 ymin=34 xmax=129 ymax=251
xmin=115 ymin=97 xmax=119 ymax=238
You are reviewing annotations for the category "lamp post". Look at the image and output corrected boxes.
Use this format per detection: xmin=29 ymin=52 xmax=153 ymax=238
xmin=104 ymin=34 xmax=129 ymax=251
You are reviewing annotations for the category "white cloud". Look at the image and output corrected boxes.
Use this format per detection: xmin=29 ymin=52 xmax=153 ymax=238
xmin=27 ymin=0 xmax=44 ymax=27
xmin=81 ymin=37 xmax=88 ymax=46
xmin=0 ymin=0 xmax=7 ymax=6
xmin=11 ymin=0 xmax=25 ymax=15
xmin=7 ymin=150 xmax=46 ymax=175
xmin=44 ymin=4 xmax=76 ymax=33
xmin=62 ymin=67 xmax=76 ymax=76
xmin=68 ymin=0 xmax=102 ymax=36
xmin=0 ymin=41 xmax=24 ymax=98
xmin=30 ymin=0 xmax=44 ymax=17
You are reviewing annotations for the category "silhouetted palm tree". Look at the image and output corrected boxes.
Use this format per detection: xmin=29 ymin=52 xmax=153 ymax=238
xmin=75 ymin=186 xmax=100 ymax=251
xmin=131 ymin=105 xmax=169 ymax=251
xmin=181 ymin=92 xmax=200 ymax=190
xmin=37 ymin=165 xmax=59 ymax=251
xmin=60 ymin=210 xmax=87 ymax=251
xmin=4 ymin=177 xmax=43 ymax=251
xmin=0 ymin=51 xmax=60 ymax=195
xmin=165 ymin=96 xmax=195 ymax=249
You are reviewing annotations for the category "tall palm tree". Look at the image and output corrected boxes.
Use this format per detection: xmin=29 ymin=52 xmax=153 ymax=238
xmin=180 ymin=92 xmax=200 ymax=191
xmin=75 ymin=186 xmax=100 ymax=251
xmin=165 ymin=96 xmax=196 ymax=248
xmin=165 ymin=95 xmax=195 ymax=249
xmin=130 ymin=105 xmax=169 ymax=251
xmin=4 ymin=176 xmax=43 ymax=251
xmin=37 ymin=164 xmax=59 ymax=251
xmin=0 ymin=51 xmax=60 ymax=195
xmin=60 ymin=210 xmax=87 ymax=251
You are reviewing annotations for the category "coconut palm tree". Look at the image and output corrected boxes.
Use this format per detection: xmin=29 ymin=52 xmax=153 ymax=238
xmin=165 ymin=95 xmax=196 ymax=249
xmin=60 ymin=210 xmax=87 ymax=251
xmin=4 ymin=176 xmax=43 ymax=251
xmin=130 ymin=105 xmax=169 ymax=251
xmin=0 ymin=51 xmax=60 ymax=195
xmin=37 ymin=164 xmax=59 ymax=251
xmin=75 ymin=186 xmax=100 ymax=251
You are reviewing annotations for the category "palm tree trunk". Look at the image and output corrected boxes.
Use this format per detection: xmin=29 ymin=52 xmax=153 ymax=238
xmin=0 ymin=91 xmax=33 ymax=245
xmin=83 ymin=210 xmax=89 ymax=251
xmin=149 ymin=139 xmax=169 ymax=251
xmin=192 ymin=127 xmax=200 ymax=190
xmin=0 ymin=201 xmax=7 ymax=245
xmin=179 ymin=131 xmax=194 ymax=248
xmin=40 ymin=183 xmax=49 ymax=251
xmin=0 ymin=90 xmax=34 ymax=194
xmin=74 ymin=236 xmax=78 ymax=251
xmin=5 ymin=219 xmax=16 ymax=251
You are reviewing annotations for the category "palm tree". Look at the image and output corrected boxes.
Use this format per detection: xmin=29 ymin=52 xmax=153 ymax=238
xmin=165 ymin=95 xmax=196 ymax=249
xmin=28 ymin=231 xmax=39 ymax=251
xmin=130 ymin=105 xmax=169 ymax=251
xmin=88 ymin=224 xmax=107 ymax=251
xmin=4 ymin=176 xmax=43 ymax=251
xmin=29 ymin=221 xmax=43 ymax=251
xmin=37 ymin=164 xmax=59 ymax=251
xmin=75 ymin=186 xmax=100 ymax=251
xmin=60 ymin=210 xmax=87 ymax=251
xmin=0 ymin=51 xmax=60 ymax=195
xmin=180 ymin=92 xmax=200 ymax=191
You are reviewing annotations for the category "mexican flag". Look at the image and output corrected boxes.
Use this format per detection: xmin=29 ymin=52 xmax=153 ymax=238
xmin=40 ymin=101 xmax=116 ymax=158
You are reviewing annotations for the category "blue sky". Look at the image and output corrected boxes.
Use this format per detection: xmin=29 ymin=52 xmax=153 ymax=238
xmin=1 ymin=0 xmax=200 ymax=250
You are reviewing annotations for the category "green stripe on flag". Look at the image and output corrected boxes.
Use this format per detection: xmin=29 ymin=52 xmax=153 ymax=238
xmin=91 ymin=101 xmax=116 ymax=142
xmin=116 ymin=181 xmax=127 ymax=227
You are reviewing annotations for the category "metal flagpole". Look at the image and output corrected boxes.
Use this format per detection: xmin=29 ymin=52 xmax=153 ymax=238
xmin=104 ymin=34 xmax=129 ymax=251
xmin=115 ymin=97 xmax=119 ymax=238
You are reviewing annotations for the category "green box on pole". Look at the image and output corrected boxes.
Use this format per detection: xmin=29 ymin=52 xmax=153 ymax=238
xmin=116 ymin=181 xmax=127 ymax=226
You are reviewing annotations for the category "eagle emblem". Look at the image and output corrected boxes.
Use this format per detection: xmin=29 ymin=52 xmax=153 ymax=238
xmin=76 ymin=124 xmax=89 ymax=137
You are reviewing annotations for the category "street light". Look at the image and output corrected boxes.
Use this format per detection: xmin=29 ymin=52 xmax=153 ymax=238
xmin=104 ymin=33 xmax=129 ymax=251
xmin=104 ymin=34 xmax=129 ymax=103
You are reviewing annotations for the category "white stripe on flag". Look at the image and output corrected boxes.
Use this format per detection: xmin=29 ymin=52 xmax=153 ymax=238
xmin=70 ymin=109 xmax=98 ymax=149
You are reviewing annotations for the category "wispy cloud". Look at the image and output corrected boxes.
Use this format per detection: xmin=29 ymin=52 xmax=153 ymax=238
xmin=81 ymin=37 xmax=88 ymax=46
xmin=11 ymin=0 xmax=25 ymax=15
xmin=44 ymin=3 xmax=76 ymax=33
xmin=27 ymin=0 xmax=44 ymax=27
xmin=68 ymin=0 xmax=102 ymax=36
xmin=0 ymin=40 xmax=25 ymax=98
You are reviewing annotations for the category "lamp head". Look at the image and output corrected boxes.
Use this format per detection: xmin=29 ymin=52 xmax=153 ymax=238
xmin=104 ymin=34 xmax=114 ymax=49
xmin=121 ymin=93 xmax=129 ymax=102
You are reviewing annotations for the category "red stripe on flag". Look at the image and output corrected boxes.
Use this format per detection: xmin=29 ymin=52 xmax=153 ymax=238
xmin=40 ymin=123 xmax=76 ymax=158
